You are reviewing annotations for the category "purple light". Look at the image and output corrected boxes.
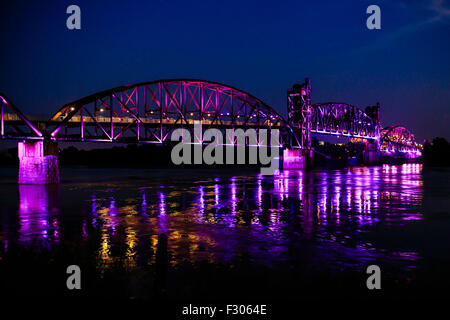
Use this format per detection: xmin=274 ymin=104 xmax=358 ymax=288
xmin=18 ymin=185 xmax=59 ymax=244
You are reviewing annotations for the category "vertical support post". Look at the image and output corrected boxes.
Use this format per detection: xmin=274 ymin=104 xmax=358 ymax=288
xmin=215 ymin=88 xmax=219 ymax=120
xmin=80 ymin=106 xmax=84 ymax=140
xmin=135 ymin=86 xmax=139 ymax=117
xmin=1 ymin=102 xmax=4 ymax=138
xmin=200 ymin=84 xmax=204 ymax=120
xmin=230 ymin=92 xmax=234 ymax=123
xmin=120 ymin=91 xmax=124 ymax=116
xmin=144 ymin=85 xmax=147 ymax=117
xmin=182 ymin=81 xmax=186 ymax=125
xmin=110 ymin=95 xmax=113 ymax=140
xmin=160 ymin=83 xmax=163 ymax=142
xmin=136 ymin=86 xmax=140 ymax=141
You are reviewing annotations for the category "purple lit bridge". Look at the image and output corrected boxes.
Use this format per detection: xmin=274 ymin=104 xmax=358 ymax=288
xmin=0 ymin=78 xmax=422 ymax=183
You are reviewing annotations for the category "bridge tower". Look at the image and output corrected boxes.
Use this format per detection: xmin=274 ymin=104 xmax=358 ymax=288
xmin=363 ymin=102 xmax=381 ymax=164
xmin=284 ymin=78 xmax=314 ymax=169
xmin=287 ymin=78 xmax=312 ymax=149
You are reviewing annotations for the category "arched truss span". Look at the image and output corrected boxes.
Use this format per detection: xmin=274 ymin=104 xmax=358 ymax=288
xmin=47 ymin=79 xmax=298 ymax=146
xmin=380 ymin=125 xmax=421 ymax=152
xmin=0 ymin=93 xmax=43 ymax=140
xmin=311 ymin=102 xmax=378 ymax=139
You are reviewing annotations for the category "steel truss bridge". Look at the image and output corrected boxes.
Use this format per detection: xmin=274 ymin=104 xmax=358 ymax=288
xmin=0 ymin=78 xmax=421 ymax=155
xmin=380 ymin=125 xmax=422 ymax=154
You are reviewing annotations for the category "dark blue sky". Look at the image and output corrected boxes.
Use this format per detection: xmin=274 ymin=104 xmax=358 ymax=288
xmin=0 ymin=0 xmax=449 ymax=141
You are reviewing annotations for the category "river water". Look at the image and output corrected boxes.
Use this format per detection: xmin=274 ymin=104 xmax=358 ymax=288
xmin=0 ymin=164 xmax=449 ymax=300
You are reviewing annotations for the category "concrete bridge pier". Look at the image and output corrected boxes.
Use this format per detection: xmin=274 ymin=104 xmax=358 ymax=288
xmin=362 ymin=140 xmax=381 ymax=165
xmin=281 ymin=148 xmax=314 ymax=170
xmin=18 ymin=140 xmax=60 ymax=184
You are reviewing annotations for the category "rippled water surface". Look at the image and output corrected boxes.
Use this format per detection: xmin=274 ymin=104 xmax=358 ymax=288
xmin=1 ymin=164 xmax=449 ymax=298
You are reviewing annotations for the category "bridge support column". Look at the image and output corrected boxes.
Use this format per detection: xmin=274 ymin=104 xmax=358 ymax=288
xmin=18 ymin=140 xmax=59 ymax=184
xmin=362 ymin=141 xmax=381 ymax=165
xmin=281 ymin=148 xmax=313 ymax=169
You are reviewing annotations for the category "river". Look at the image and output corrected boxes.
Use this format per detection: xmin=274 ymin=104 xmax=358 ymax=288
xmin=0 ymin=164 xmax=449 ymax=301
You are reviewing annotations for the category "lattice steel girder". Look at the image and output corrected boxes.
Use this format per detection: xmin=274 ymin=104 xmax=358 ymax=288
xmin=45 ymin=79 xmax=297 ymax=146
xmin=380 ymin=125 xmax=421 ymax=152
xmin=310 ymin=102 xmax=378 ymax=139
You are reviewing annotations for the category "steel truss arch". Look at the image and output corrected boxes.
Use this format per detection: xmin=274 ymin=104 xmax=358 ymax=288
xmin=46 ymin=79 xmax=299 ymax=146
xmin=0 ymin=93 xmax=43 ymax=140
xmin=380 ymin=125 xmax=420 ymax=152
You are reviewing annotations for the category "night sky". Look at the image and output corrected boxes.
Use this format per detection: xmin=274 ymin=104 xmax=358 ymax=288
xmin=0 ymin=0 xmax=448 ymax=142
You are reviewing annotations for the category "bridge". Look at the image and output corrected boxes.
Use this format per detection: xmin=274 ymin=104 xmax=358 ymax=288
xmin=0 ymin=78 xmax=422 ymax=183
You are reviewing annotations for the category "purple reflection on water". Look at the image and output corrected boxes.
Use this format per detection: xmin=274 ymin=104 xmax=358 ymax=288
xmin=158 ymin=190 xmax=168 ymax=233
xmin=17 ymin=185 xmax=60 ymax=244
xmin=255 ymin=177 xmax=262 ymax=213
xmin=141 ymin=190 xmax=148 ymax=215
xmin=7 ymin=164 xmax=426 ymax=272
xmin=230 ymin=177 xmax=237 ymax=217
xmin=214 ymin=183 xmax=220 ymax=207
xmin=90 ymin=193 xmax=98 ymax=228
xmin=199 ymin=185 xmax=205 ymax=213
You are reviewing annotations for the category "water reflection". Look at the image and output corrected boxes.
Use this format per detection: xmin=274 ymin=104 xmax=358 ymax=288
xmin=18 ymin=184 xmax=60 ymax=245
xmin=6 ymin=164 xmax=425 ymax=272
